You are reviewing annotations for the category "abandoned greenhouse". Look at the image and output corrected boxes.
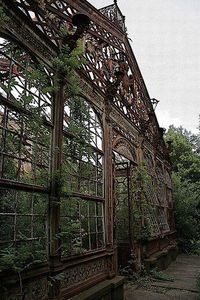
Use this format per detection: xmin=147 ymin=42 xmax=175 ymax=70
xmin=0 ymin=0 xmax=177 ymax=299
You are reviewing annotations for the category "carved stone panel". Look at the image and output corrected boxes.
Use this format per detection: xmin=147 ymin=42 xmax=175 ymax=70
xmin=61 ymin=257 xmax=108 ymax=290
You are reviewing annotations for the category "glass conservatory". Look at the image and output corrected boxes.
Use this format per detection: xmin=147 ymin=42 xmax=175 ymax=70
xmin=0 ymin=0 xmax=177 ymax=299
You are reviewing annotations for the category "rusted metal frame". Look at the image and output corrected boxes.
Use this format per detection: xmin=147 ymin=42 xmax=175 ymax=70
xmin=0 ymin=178 xmax=48 ymax=193
xmin=0 ymin=107 xmax=8 ymax=177
xmin=120 ymin=38 xmax=165 ymax=147
xmin=0 ymin=151 xmax=48 ymax=169
xmin=67 ymin=0 xmax=126 ymax=36
xmin=46 ymin=0 xmax=126 ymax=51
xmin=0 ymin=0 xmax=100 ymax=296
xmin=0 ymin=125 xmax=51 ymax=150
xmin=0 ymin=96 xmax=53 ymax=128
xmin=0 ymin=4 xmax=55 ymax=70
xmin=99 ymin=4 xmax=125 ymax=32
xmin=1 ymin=0 xmax=58 ymax=53
xmin=144 ymin=134 xmax=169 ymax=162
xmin=61 ymin=150 xmax=103 ymax=173
xmin=35 ymin=5 xmax=124 ymax=51
xmin=44 ymin=3 xmax=73 ymax=23
xmin=113 ymin=93 xmax=147 ymax=132
xmin=62 ymin=128 xmax=103 ymax=156
xmin=111 ymin=102 xmax=142 ymax=136
xmin=0 ymin=47 xmax=30 ymax=70
xmin=81 ymin=62 xmax=107 ymax=86
xmin=61 ymin=250 xmax=108 ymax=268
xmin=134 ymin=135 xmax=146 ymax=267
xmin=78 ymin=69 xmax=105 ymax=100
xmin=123 ymin=37 xmax=153 ymax=111
xmin=86 ymin=30 xmax=125 ymax=53
xmin=128 ymin=163 xmax=137 ymax=255
xmin=113 ymin=97 xmax=140 ymax=127
xmin=61 ymin=248 xmax=110 ymax=265
xmin=0 ymin=13 xmax=62 ymax=273
xmin=61 ymin=191 xmax=104 ymax=203
xmin=48 ymin=81 xmax=64 ymax=271
xmin=151 ymin=158 xmax=171 ymax=247
xmin=0 ymin=97 xmax=52 ymax=176
xmin=25 ymin=0 xmax=60 ymax=34
xmin=0 ymin=236 xmax=46 ymax=245
xmin=117 ymin=161 xmax=133 ymax=250
xmin=72 ymin=0 xmax=173 ymax=268
xmin=102 ymin=98 xmax=117 ymax=277
xmin=0 ymin=97 xmax=30 ymax=122
xmin=0 ymin=212 xmax=46 ymax=217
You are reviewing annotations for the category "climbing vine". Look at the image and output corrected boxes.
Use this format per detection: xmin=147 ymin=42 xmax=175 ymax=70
xmin=0 ymin=5 xmax=89 ymax=293
xmin=131 ymin=163 xmax=154 ymax=243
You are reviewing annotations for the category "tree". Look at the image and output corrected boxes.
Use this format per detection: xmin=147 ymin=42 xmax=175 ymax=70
xmin=165 ymin=124 xmax=200 ymax=253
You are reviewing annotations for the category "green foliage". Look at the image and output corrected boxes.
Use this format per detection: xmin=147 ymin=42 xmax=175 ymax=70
xmin=137 ymin=225 xmax=151 ymax=244
xmin=0 ymin=6 xmax=10 ymax=26
xmin=0 ymin=242 xmax=46 ymax=273
xmin=0 ymin=26 xmax=88 ymax=292
xmin=0 ymin=189 xmax=47 ymax=278
xmin=49 ymin=272 xmax=65 ymax=285
xmin=24 ymin=66 xmax=56 ymax=95
xmin=53 ymin=39 xmax=85 ymax=96
xmin=166 ymin=125 xmax=200 ymax=182
xmin=165 ymin=124 xmax=200 ymax=253
xmin=150 ymin=269 xmax=175 ymax=282
xmin=130 ymin=164 xmax=153 ymax=242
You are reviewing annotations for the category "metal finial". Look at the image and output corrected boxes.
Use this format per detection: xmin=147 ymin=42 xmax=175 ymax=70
xmin=114 ymin=0 xmax=117 ymax=4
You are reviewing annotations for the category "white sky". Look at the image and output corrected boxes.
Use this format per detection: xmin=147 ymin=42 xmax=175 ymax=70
xmin=89 ymin=0 xmax=200 ymax=133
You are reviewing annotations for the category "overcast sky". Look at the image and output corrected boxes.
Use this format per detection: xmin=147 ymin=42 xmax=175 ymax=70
xmin=89 ymin=0 xmax=200 ymax=133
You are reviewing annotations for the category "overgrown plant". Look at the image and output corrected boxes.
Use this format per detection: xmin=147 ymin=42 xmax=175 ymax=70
xmin=165 ymin=125 xmax=200 ymax=253
xmin=131 ymin=163 xmax=153 ymax=243
xmin=0 ymin=7 xmax=89 ymax=297
xmin=0 ymin=243 xmax=46 ymax=297
xmin=0 ymin=4 xmax=101 ymax=298
xmin=0 ymin=6 xmax=10 ymax=26
xmin=150 ymin=268 xmax=175 ymax=282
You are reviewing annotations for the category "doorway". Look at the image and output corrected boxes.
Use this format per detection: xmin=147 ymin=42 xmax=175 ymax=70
xmin=114 ymin=151 xmax=132 ymax=269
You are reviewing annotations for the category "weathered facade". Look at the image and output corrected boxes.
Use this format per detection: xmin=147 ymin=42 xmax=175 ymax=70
xmin=0 ymin=0 xmax=177 ymax=299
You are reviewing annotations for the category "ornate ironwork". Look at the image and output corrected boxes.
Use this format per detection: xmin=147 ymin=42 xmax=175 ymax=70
xmin=99 ymin=2 xmax=126 ymax=32
xmin=0 ymin=0 xmax=176 ymax=298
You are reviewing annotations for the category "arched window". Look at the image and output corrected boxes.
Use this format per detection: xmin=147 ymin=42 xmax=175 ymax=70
xmin=60 ymin=96 xmax=105 ymax=256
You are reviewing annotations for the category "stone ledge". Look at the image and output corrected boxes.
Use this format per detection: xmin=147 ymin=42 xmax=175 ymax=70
xmin=144 ymin=245 xmax=178 ymax=271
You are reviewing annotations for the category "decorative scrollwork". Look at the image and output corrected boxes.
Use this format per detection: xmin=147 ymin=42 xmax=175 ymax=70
xmin=113 ymin=137 xmax=137 ymax=163
xmin=99 ymin=3 xmax=126 ymax=32
xmin=61 ymin=258 xmax=107 ymax=289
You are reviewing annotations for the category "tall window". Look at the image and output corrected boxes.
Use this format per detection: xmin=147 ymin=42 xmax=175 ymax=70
xmin=60 ymin=97 xmax=105 ymax=256
xmin=114 ymin=152 xmax=130 ymax=242
xmin=0 ymin=38 xmax=52 ymax=263
xmin=155 ymin=159 xmax=170 ymax=233
xmin=143 ymin=152 xmax=170 ymax=235
xmin=143 ymin=149 xmax=160 ymax=237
